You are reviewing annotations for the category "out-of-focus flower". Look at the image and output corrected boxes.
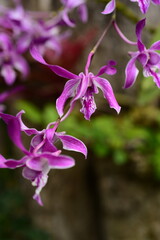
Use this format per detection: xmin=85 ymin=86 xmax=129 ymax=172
xmin=30 ymin=46 xmax=121 ymax=120
xmin=3 ymin=4 xmax=63 ymax=55
xmin=130 ymin=0 xmax=160 ymax=14
xmin=56 ymin=0 xmax=88 ymax=27
xmin=0 ymin=33 xmax=29 ymax=85
xmin=0 ymin=111 xmax=87 ymax=205
xmin=124 ymin=19 xmax=160 ymax=88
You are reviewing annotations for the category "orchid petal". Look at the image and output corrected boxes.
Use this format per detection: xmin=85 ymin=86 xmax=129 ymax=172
xmin=150 ymin=41 xmax=160 ymax=51
xmin=148 ymin=51 xmax=160 ymax=65
xmin=22 ymin=166 xmax=40 ymax=181
xmin=16 ymin=110 xmax=40 ymax=135
xmin=48 ymin=154 xmax=75 ymax=169
xmin=137 ymin=52 xmax=148 ymax=66
xmin=137 ymin=0 xmax=150 ymax=14
xmin=26 ymin=156 xmax=48 ymax=171
xmin=101 ymin=0 xmax=116 ymax=14
xmin=151 ymin=0 xmax=160 ymax=4
xmin=80 ymin=87 xmax=97 ymax=120
xmin=136 ymin=18 xmax=146 ymax=41
xmin=41 ymin=138 xmax=58 ymax=153
xmin=0 ymin=154 xmax=7 ymax=168
xmin=124 ymin=56 xmax=139 ymax=88
xmin=30 ymin=45 xmax=77 ymax=79
xmin=5 ymin=156 xmax=27 ymax=169
xmin=137 ymin=39 xmax=145 ymax=52
xmin=56 ymin=78 xmax=80 ymax=117
xmin=56 ymin=133 xmax=87 ymax=158
xmin=14 ymin=55 xmax=29 ymax=78
xmin=33 ymin=193 xmax=43 ymax=206
xmin=1 ymin=65 xmax=16 ymax=85
xmin=94 ymin=77 xmax=121 ymax=114
xmin=0 ymin=112 xmax=28 ymax=154
xmin=97 ymin=60 xmax=117 ymax=76
xmin=148 ymin=69 xmax=160 ymax=88
xmin=62 ymin=11 xmax=75 ymax=27
xmin=78 ymin=3 xmax=88 ymax=22
xmin=26 ymin=153 xmax=75 ymax=170
xmin=16 ymin=34 xmax=31 ymax=53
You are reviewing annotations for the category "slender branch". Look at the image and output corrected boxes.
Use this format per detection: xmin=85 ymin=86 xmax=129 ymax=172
xmin=113 ymin=21 xmax=137 ymax=45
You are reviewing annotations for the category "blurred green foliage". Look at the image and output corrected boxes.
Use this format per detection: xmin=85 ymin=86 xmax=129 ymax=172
xmin=0 ymin=170 xmax=52 ymax=240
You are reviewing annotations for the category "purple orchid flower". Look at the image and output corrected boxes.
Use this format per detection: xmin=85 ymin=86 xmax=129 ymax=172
xmin=124 ymin=18 xmax=160 ymax=89
xmin=56 ymin=0 xmax=88 ymax=27
xmin=0 ymin=33 xmax=29 ymax=85
xmin=0 ymin=111 xmax=87 ymax=205
xmin=30 ymin=46 xmax=121 ymax=120
xmin=130 ymin=0 xmax=160 ymax=14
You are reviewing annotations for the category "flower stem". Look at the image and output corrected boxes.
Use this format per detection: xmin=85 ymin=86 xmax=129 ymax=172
xmin=113 ymin=21 xmax=137 ymax=45
xmin=85 ymin=14 xmax=115 ymax=74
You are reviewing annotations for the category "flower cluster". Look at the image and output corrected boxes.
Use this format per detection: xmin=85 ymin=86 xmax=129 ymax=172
xmin=0 ymin=0 xmax=88 ymax=85
xmin=124 ymin=19 xmax=160 ymax=88
xmin=0 ymin=111 xmax=87 ymax=205
xmin=30 ymin=46 xmax=121 ymax=120
xmin=0 ymin=0 xmax=159 ymax=207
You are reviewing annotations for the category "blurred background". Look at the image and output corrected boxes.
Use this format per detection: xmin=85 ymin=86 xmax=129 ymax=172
xmin=1 ymin=0 xmax=160 ymax=240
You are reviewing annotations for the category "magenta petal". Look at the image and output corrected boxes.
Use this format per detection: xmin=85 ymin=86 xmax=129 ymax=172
xmin=41 ymin=139 xmax=58 ymax=153
xmin=33 ymin=193 xmax=43 ymax=206
xmin=101 ymin=0 xmax=116 ymax=14
xmin=149 ymin=70 xmax=160 ymax=88
xmin=1 ymin=65 xmax=16 ymax=85
xmin=80 ymin=94 xmax=97 ymax=120
xmin=26 ymin=156 xmax=48 ymax=171
xmin=26 ymin=153 xmax=75 ymax=170
xmin=137 ymin=40 xmax=145 ymax=52
xmin=48 ymin=154 xmax=75 ymax=169
xmin=22 ymin=166 xmax=40 ymax=181
xmin=32 ymin=173 xmax=48 ymax=206
xmin=16 ymin=110 xmax=40 ymax=135
xmin=30 ymin=45 xmax=77 ymax=79
xmin=124 ymin=57 xmax=139 ymax=88
xmin=56 ymin=133 xmax=87 ymax=158
xmin=136 ymin=18 xmax=146 ymax=40
xmin=137 ymin=0 xmax=150 ymax=13
xmin=94 ymin=77 xmax=121 ymax=114
xmin=150 ymin=41 xmax=160 ymax=51
xmin=97 ymin=60 xmax=117 ymax=76
xmin=0 ymin=154 xmax=7 ymax=168
xmin=152 ymin=0 xmax=160 ymax=4
xmin=148 ymin=51 xmax=160 ymax=65
xmin=14 ymin=55 xmax=29 ymax=78
xmin=56 ymin=78 xmax=80 ymax=117
xmin=78 ymin=3 xmax=88 ymax=22
xmin=80 ymin=86 xmax=97 ymax=120
xmin=16 ymin=34 xmax=31 ymax=53
xmin=137 ymin=53 xmax=148 ymax=66
xmin=0 ymin=112 xmax=28 ymax=154
xmin=62 ymin=11 xmax=75 ymax=27
xmin=5 ymin=157 xmax=26 ymax=169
